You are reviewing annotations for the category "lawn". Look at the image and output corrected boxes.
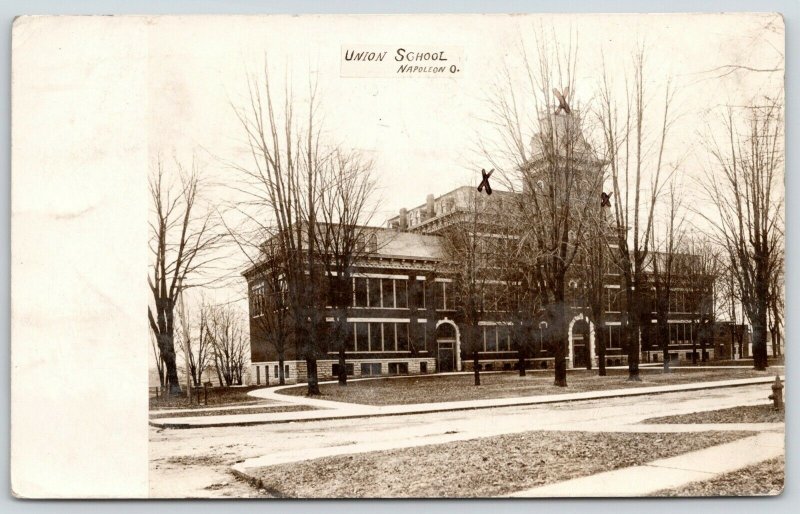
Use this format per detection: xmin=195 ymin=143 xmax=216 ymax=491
xmin=642 ymin=404 xmax=784 ymax=425
xmin=651 ymin=456 xmax=784 ymax=496
xmin=149 ymin=386 xmax=267 ymax=410
xmin=277 ymin=368 xmax=775 ymax=406
xmin=246 ymin=430 xmax=753 ymax=498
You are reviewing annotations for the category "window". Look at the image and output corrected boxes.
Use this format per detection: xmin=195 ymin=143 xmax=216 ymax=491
xmin=606 ymin=288 xmax=621 ymax=312
xmin=360 ymin=363 xmax=381 ymax=376
xmin=369 ymin=322 xmax=383 ymax=352
xmin=251 ymin=280 xmax=266 ymax=317
xmin=382 ymin=278 xmax=395 ymax=308
xmin=274 ymin=365 xmax=278 ymax=377
xmin=345 ymin=324 xmax=355 ymax=352
xmin=354 ymin=278 xmax=368 ymax=307
xmin=420 ymin=361 xmax=428 ymax=373
xmin=607 ymin=325 xmax=622 ymax=349
xmin=395 ymin=280 xmax=408 ymax=308
xmin=388 ymin=362 xmax=409 ymax=375
xmin=435 ymin=282 xmax=448 ymax=310
xmin=415 ymin=323 xmax=428 ymax=351
xmin=413 ymin=279 xmax=426 ymax=309
xmin=485 ymin=326 xmax=498 ymax=352
xmin=368 ymin=233 xmax=378 ymax=253
xmin=355 ymin=322 xmax=368 ymax=351
xmin=397 ymin=323 xmax=409 ymax=351
xmin=332 ymin=363 xmax=355 ymax=376
xmin=498 ymin=325 xmax=512 ymax=351
xmin=368 ymin=278 xmax=381 ymax=307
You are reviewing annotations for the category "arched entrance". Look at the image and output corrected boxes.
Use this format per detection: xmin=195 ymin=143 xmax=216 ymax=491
xmin=435 ymin=319 xmax=461 ymax=372
xmin=568 ymin=314 xmax=595 ymax=369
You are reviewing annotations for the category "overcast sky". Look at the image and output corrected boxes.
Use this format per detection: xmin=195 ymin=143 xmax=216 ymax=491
xmin=145 ymin=13 xmax=784 ymax=311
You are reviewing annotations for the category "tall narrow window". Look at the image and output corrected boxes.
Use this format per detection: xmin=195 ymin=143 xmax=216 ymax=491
xmin=368 ymin=278 xmax=381 ymax=307
xmin=435 ymin=282 xmax=446 ymax=310
xmin=486 ymin=326 xmax=498 ymax=351
xmin=414 ymin=279 xmax=426 ymax=309
xmin=397 ymin=323 xmax=409 ymax=351
xmin=354 ymin=278 xmax=368 ymax=307
xmin=369 ymin=322 xmax=383 ymax=352
xmin=355 ymin=323 xmax=368 ymax=351
xmin=383 ymin=323 xmax=396 ymax=351
xmin=395 ymin=280 xmax=408 ymax=308
xmin=345 ymin=323 xmax=355 ymax=352
xmin=382 ymin=278 xmax=395 ymax=308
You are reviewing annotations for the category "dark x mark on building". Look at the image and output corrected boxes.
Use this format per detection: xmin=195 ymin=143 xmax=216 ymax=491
xmin=243 ymin=109 xmax=747 ymax=385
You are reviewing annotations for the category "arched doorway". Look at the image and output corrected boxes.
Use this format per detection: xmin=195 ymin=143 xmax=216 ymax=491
xmin=435 ymin=319 xmax=461 ymax=372
xmin=568 ymin=314 xmax=595 ymax=369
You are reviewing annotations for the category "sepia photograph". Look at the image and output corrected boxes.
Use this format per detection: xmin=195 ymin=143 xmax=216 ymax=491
xmin=10 ymin=10 xmax=786 ymax=500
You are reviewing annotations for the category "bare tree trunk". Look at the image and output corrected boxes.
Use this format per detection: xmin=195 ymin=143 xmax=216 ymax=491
xmin=596 ymin=325 xmax=607 ymax=377
xmin=472 ymin=350 xmax=481 ymax=386
xmin=553 ymin=303 xmax=568 ymax=387
xmin=306 ymin=357 xmax=321 ymax=395
xmin=752 ymin=317 xmax=769 ymax=370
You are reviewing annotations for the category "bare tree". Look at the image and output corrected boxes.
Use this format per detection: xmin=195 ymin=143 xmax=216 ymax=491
xmin=482 ymin=33 xmax=601 ymax=387
xmin=248 ymin=239 xmax=293 ymax=385
xmin=700 ymin=99 xmax=783 ymax=370
xmin=176 ymin=297 xmax=215 ymax=387
xmin=649 ymin=184 xmax=685 ymax=372
xmin=576 ymin=202 xmax=613 ymax=376
xmin=768 ymin=252 xmax=784 ymax=358
xmin=679 ymin=240 xmax=722 ymax=364
xmin=316 ymin=151 xmax=379 ymax=386
xmin=227 ymin=63 xmax=330 ymax=395
xmin=490 ymin=211 xmax=544 ymax=377
xmin=598 ymin=47 xmax=675 ymax=381
xmin=208 ymin=304 xmax=249 ymax=386
xmin=148 ymin=159 xmax=224 ymax=395
xmin=718 ymin=260 xmax=746 ymax=359
xmin=438 ymin=190 xmax=495 ymax=386
xmin=150 ymin=331 xmax=165 ymax=388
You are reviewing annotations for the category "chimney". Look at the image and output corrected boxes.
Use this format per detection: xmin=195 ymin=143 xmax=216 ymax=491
xmin=399 ymin=208 xmax=408 ymax=231
xmin=426 ymin=194 xmax=435 ymax=219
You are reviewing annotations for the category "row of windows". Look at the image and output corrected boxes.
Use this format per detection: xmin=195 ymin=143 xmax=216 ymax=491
xmin=607 ymin=322 xmax=699 ymax=350
xmin=605 ymin=289 xmax=707 ymax=315
xmin=481 ymin=325 xmax=513 ymax=352
xmin=353 ymin=277 xmax=413 ymax=309
xmin=346 ymin=322 xmax=415 ymax=353
xmin=250 ymin=278 xmax=705 ymax=319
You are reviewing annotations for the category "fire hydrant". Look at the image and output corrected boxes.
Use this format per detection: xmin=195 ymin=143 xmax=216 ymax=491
xmin=768 ymin=375 xmax=784 ymax=411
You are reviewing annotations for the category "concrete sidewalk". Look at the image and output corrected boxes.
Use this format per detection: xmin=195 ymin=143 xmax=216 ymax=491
xmin=149 ymin=375 xmax=782 ymax=429
xmin=505 ymin=430 xmax=784 ymax=497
